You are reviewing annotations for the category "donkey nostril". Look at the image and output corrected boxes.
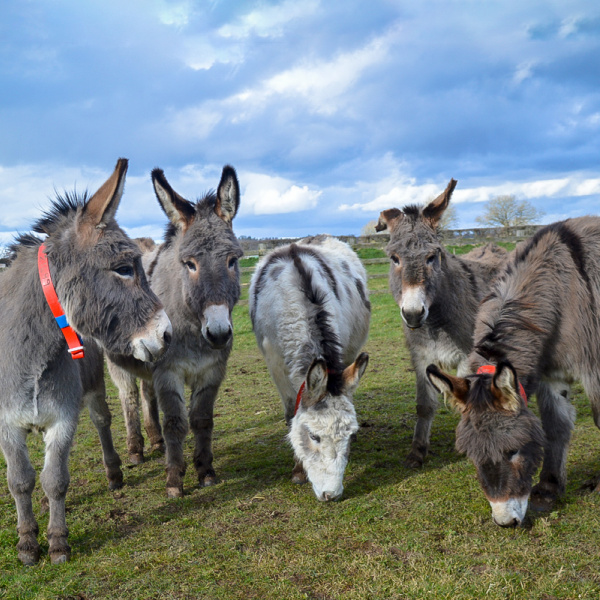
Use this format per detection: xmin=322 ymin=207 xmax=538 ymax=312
xmin=163 ymin=330 xmax=172 ymax=347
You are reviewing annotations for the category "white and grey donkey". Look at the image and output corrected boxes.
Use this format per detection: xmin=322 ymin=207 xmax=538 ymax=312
xmin=0 ymin=159 xmax=171 ymax=565
xmin=250 ymin=236 xmax=370 ymax=501
xmin=106 ymin=165 xmax=243 ymax=497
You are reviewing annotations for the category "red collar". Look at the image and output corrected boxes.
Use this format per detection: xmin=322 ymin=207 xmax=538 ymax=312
xmin=477 ymin=365 xmax=527 ymax=405
xmin=294 ymin=381 xmax=306 ymax=416
xmin=38 ymin=243 xmax=85 ymax=360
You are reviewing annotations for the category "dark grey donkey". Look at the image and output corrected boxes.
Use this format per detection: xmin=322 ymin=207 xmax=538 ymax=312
xmin=106 ymin=165 xmax=242 ymax=497
xmin=0 ymin=159 xmax=172 ymax=565
xmin=427 ymin=217 xmax=600 ymax=526
xmin=375 ymin=179 xmax=508 ymax=467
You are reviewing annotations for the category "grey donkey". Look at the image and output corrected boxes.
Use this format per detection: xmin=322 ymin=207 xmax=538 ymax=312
xmin=0 ymin=159 xmax=171 ymax=565
xmin=375 ymin=179 xmax=508 ymax=467
xmin=106 ymin=165 xmax=243 ymax=497
xmin=427 ymin=217 xmax=600 ymax=526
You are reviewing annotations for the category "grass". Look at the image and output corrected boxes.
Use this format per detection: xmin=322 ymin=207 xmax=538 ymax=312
xmin=1 ymin=250 xmax=599 ymax=599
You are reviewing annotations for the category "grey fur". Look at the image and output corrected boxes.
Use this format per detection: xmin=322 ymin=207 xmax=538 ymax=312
xmin=105 ymin=165 xmax=243 ymax=497
xmin=0 ymin=159 xmax=169 ymax=564
xmin=376 ymin=180 xmax=508 ymax=467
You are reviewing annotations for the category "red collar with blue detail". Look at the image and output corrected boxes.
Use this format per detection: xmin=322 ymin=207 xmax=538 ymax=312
xmin=38 ymin=243 xmax=85 ymax=360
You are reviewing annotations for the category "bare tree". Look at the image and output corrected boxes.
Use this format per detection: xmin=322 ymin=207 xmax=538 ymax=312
xmin=476 ymin=195 xmax=544 ymax=229
xmin=361 ymin=219 xmax=381 ymax=236
xmin=438 ymin=204 xmax=459 ymax=230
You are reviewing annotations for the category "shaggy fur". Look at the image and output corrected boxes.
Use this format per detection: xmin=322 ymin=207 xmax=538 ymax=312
xmin=376 ymin=180 xmax=508 ymax=467
xmin=428 ymin=216 xmax=600 ymax=525
xmin=0 ymin=160 xmax=170 ymax=564
xmin=105 ymin=165 xmax=242 ymax=497
xmin=249 ymin=236 xmax=370 ymax=501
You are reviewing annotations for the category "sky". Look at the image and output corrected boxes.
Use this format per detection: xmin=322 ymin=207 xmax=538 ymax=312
xmin=1 ymin=0 xmax=599 ymax=246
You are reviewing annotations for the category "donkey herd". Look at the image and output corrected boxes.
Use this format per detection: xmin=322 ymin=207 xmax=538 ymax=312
xmin=1 ymin=158 xmax=600 ymax=565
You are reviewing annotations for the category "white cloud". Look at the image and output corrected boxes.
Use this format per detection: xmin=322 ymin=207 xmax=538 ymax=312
xmin=218 ymin=0 xmax=320 ymax=39
xmin=241 ymin=172 xmax=321 ymax=215
xmin=156 ymin=0 xmax=193 ymax=27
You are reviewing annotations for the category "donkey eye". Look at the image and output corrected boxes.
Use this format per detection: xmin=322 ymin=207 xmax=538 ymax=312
xmin=309 ymin=432 xmax=321 ymax=443
xmin=391 ymin=254 xmax=401 ymax=266
xmin=183 ymin=260 xmax=197 ymax=272
xmin=426 ymin=254 xmax=437 ymax=266
xmin=227 ymin=256 xmax=238 ymax=270
xmin=506 ymin=450 xmax=519 ymax=460
xmin=113 ymin=265 xmax=134 ymax=278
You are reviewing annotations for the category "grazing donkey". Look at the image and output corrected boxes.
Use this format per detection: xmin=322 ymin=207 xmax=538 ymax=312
xmin=249 ymin=236 xmax=370 ymax=501
xmin=106 ymin=165 xmax=243 ymax=497
xmin=0 ymin=159 xmax=171 ymax=565
xmin=375 ymin=179 xmax=507 ymax=467
xmin=426 ymin=217 xmax=600 ymax=526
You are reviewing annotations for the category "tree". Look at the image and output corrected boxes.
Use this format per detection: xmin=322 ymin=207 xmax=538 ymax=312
xmin=361 ymin=220 xmax=381 ymax=236
xmin=438 ymin=204 xmax=459 ymax=231
xmin=476 ymin=195 xmax=544 ymax=229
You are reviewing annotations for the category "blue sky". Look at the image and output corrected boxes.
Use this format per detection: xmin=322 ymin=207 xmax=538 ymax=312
xmin=1 ymin=0 xmax=599 ymax=245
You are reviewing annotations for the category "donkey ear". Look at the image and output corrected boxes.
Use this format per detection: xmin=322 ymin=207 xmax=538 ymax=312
xmin=375 ymin=208 xmax=403 ymax=233
xmin=342 ymin=352 xmax=369 ymax=395
xmin=302 ymin=358 xmax=328 ymax=409
xmin=426 ymin=364 xmax=469 ymax=412
xmin=422 ymin=179 xmax=457 ymax=227
xmin=215 ymin=165 xmax=240 ymax=225
xmin=80 ymin=158 xmax=128 ymax=229
xmin=152 ymin=168 xmax=196 ymax=231
xmin=491 ymin=361 xmax=521 ymax=413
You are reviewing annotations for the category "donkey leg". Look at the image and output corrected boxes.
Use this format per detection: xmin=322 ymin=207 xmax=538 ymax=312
xmin=140 ymin=379 xmax=164 ymax=453
xmin=84 ymin=384 xmax=123 ymax=490
xmin=155 ymin=374 xmax=188 ymax=497
xmin=531 ymin=381 xmax=575 ymax=509
xmin=107 ymin=360 xmax=145 ymax=464
xmin=189 ymin=383 xmax=220 ymax=487
xmin=406 ymin=368 xmax=439 ymax=468
xmin=0 ymin=426 xmax=40 ymax=565
xmin=40 ymin=421 xmax=77 ymax=564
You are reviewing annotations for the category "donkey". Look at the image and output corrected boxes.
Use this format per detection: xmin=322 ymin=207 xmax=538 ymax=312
xmin=105 ymin=165 xmax=243 ymax=497
xmin=426 ymin=217 xmax=600 ymax=526
xmin=375 ymin=179 xmax=508 ymax=468
xmin=249 ymin=235 xmax=370 ymax=501
xmin=0 ymin=159 xmax=171 ymax=565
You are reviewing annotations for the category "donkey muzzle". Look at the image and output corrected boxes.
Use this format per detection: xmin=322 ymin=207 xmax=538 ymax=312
xmin=400 ymin=285 xmax=429 ymax=329
xmin=131 ymin=308 xmax=173 ymax=362
xmin=201 ymin=304 xmax=233 ymax=350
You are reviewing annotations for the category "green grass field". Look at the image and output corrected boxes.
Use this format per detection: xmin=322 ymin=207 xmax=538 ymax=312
xmin=1 ymin=251 xmax=600 ymax=599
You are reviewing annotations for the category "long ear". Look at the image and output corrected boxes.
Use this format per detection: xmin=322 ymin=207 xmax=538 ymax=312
xmin=342 ymin=352 xmax=369 ymax=395
xmin=422 ymin=178 xmax=457 ymax=228
xmin=152 ymin=168 xmax=196 ymax=231
xmin=215 ymin=165 xmax=240 ymax=225
xmin=302 ymin=358 xmax=328 ymax=409
xmin=491 ymin=361 xmax=521 ymax=413
xmin=426 ymin=364 xmax=469 ymax=412
xmin=80 ymin=158 xmax=128 ymax=229
xmin=375 ymin=208 xmax=403 ymax=233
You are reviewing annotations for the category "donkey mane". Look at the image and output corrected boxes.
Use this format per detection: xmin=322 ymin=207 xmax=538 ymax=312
xmin=9 ymin=190 xmax=91 ymax=258
xmin=162 ymin=191 xmax=218 ymax=248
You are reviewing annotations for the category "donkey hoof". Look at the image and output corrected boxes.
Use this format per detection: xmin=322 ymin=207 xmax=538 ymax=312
xmin=18 ymin=549 xmax=40 ymax=566
xmin=50 ymin=552 xmax=70 ymax=565
xmin=108 ymin=477 xmax=124 ymax=491
xmin=291 ymin=472 xmax=308 ymax=485
xmin=129 ymin=453 xmax=144 ymax=465
xmin=404 ymin=453 xmax=425 ymax=469
xmin=166 ymin=486 xmax=184 ymax=498
xmin=201 ymin=474 xmax=217 ymax=487
xmin=151 ymin=441 xmax=165 ymax=453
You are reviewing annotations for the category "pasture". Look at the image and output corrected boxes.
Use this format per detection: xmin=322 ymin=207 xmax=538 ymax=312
xmin=1 ymin=247 xmax=599 ymax=599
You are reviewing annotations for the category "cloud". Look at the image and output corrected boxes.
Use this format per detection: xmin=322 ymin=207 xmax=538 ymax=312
xmin=218 ymin=0 xmax=320 ymax=39
xmin=241 ymin=172 xmax=322 ymax=215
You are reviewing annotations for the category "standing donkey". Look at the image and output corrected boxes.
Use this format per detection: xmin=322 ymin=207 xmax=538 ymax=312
xmin=375 ymin=179 xmax=508 ymax=467
xmin=427 ymin=217 xmax=600 ymax=526
xmin=106 ymin=165 xmax=243 ymax=497
xmin=0 ymin=159 xmax=172 ymax=565
xmin=250 ymin=236 xmax=370 ymax=501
